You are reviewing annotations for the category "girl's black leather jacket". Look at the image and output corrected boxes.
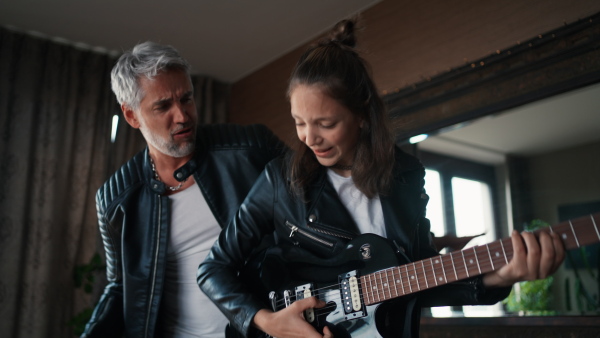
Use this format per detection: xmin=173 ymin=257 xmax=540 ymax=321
xmin=82 ymin=124 xmax=285 ymax=338
xmin=198 ymin=148 xmax=510 ymax=338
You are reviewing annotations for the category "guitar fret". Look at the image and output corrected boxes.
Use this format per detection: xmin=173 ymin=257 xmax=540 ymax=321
xmin=370 ymin=274 xmax=376 ymax=303
xmin=398 ymin=268 xmax=405 ymax=295
xmin=414 ymin=263 xmax=421 ymax=290
xmin=384 ymin=269 xmax=391 ymax=300
xmin=389 ymin=268 xmax=398 ymax=298
xmin=421 ymin=261 xmax=429 ymax=288
xmin=430 ymin=258 xmax=438 ymax=286
xmin=362 ymin=275 xmax=367 ymax=304
xmin=375 ymin=272 xmax=382 ymax=302
xmin=486 ymin=244 xmax=495 ymax=270
xmin=569 ymin=220 xmax=581 ymax=248
xmin=396 ymin=268 xmax=403 ymax=296
xmin=464 ymin=249 xmax=476 ymax=276
xmin=461 ymin=250 xmax=469 ymax=278
xmin=376 ymin=271 xmax=383 ymax=301
xmin=362 ymin=275 xmax=369 ymax=304
xmin=591 ymin=214 xmax=600 ymax=240
xmin=397 ymin=266 xmax=405 ymax=294
xmin=367 ymin=274 xmax=374 ymax=304
xmin=449 ymin=252 xmax=458 ymax=280
xmin=558 ymin=224 xmax=571 ymax=246
xmin=372 ymin=272 xmax=379 ymax=302
xmin=382 ymin=271 xmax=389 ymax=300
xmin=473 ymin=247 xmax=481 ymax=274
xmin=404 ymin=265 xmax=412 ymax=293
xmin=499 ymin=239 xmax=508 ymax=265
xmin=440 ymin=256 xmax=448 ymax=284
xmin=378 ymin=272 xmax=385 ymax=302
xmin=493 ymin=243 xmax=504 ymax=268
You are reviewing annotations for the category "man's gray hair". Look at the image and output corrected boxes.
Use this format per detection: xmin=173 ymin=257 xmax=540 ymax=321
xmin=111 ymin=41 xmax=191 ymax=111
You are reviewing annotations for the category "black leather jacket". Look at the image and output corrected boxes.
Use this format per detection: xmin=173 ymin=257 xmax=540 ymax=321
xmin=198 ymin=148 xmax=510 ymax=338
xmin=82 ymin=124 xmax=285 ymax=338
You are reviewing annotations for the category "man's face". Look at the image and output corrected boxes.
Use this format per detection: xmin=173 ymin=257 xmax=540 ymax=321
xmin=125 ymin=69 xmax=198 ymax=158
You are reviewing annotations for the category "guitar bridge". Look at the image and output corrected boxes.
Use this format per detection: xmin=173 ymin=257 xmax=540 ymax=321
xmin=340 ymin=270 xmax=367 ymax=320
xmin=294 ymin=283 xmax=316 ymax=323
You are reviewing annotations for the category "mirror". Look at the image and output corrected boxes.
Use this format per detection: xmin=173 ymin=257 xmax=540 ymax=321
xmin=384 ymin=13 xmax=600 ymax=318
xmin=419 ymin=82 xmax=600 ymax=317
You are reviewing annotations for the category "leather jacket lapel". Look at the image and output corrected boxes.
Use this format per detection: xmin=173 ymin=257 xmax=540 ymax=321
xmin=304 ymin=168 xmax=360 ymax=235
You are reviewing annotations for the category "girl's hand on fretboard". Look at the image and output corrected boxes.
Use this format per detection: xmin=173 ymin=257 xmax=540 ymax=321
xmin=482 ymin=230 xmax=565 ymax=288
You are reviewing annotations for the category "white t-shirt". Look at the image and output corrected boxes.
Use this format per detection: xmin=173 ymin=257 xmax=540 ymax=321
xmin=327 ymin=169 xmax=386 ymax=237
xmin=160 ymin=182 xmax=228 ymax=338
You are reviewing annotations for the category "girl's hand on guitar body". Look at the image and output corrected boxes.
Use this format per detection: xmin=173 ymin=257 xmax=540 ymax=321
xmin=253 ymin=297 xmax=334 ymax=338
xmin=482 ymin=230 xmax=565 ymax=288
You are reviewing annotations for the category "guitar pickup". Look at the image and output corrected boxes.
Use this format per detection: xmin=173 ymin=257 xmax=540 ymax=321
xmin=339 ymin=270 xmax=367 ymax=320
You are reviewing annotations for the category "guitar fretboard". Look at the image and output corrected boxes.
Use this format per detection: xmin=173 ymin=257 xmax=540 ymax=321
xmin=360 ymin=213 xmax=600 ymax=305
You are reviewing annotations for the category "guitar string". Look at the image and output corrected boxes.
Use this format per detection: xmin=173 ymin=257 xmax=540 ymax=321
xmin=276 ymin=224 xmax=594 ymax=322
xmin=267 ymin=219 xmax=589 ymax=311
xmin=271 ymin=259 xmax=512 ymax=315
xmin=269 ymin=276 xmax=407 ymax=310
xmin=268 ymin=265 xmax=452 ymax=308
xmin=270 ymin=235 xmax=534 ymax=309
xmin=268 ymin=252 xmax=510 ymax=310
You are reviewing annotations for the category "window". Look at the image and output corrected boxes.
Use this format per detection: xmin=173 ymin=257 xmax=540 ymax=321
xmin=111 ymin=114 xmax=119 ymax=143
xmin=452 ymin=177 xmax=495 ymax=241
xmin=424 ymin=169 xmax=445 ymax=237
xmin=420 ymin=151 xmax=504 ymax=317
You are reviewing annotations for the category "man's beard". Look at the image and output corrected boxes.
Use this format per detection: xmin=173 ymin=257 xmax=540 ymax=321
xmin=139 ymin=121 xmax=196 ymax=158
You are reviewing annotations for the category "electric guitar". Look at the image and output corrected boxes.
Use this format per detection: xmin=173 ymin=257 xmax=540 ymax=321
xmin=257 ymin=213 xmax=600 ymax=337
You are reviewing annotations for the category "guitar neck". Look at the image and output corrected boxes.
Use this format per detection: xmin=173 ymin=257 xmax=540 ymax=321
xmin=360 ymin=212 xmax=600 ymax=306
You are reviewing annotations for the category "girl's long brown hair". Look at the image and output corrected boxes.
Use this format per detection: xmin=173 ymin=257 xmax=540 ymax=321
xmin=287 ymin=19 xmax=395 ymax=199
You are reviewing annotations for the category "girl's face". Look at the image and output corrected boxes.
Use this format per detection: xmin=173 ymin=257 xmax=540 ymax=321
xmin=290 ymin=84 xmax=362 ymax=176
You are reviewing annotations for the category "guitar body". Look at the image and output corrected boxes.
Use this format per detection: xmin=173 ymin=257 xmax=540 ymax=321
xmin=257 ymin=234 xmax=415 ymax=338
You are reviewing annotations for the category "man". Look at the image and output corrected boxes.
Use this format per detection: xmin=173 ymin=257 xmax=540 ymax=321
xmin=81 ymin=41 xmax=284 ymax=337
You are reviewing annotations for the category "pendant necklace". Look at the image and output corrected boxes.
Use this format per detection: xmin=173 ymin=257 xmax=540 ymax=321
xmin=149 ymin=156 xmax=187 ymax=192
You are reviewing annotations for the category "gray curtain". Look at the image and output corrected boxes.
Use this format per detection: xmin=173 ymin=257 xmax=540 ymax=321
xmin=192 ymin=75 xmax=230 ymax=124
xmin=0 ymin=26 xmax=119 ymax=338
xmin=0 ymin=26 xmax=231 ymax=338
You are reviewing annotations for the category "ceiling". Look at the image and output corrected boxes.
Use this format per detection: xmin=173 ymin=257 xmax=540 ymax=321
xmin=0 ymin=0 xmax=381 ymax=83
xmin=2 ymin=0 xmax=598 ymax=160
xmin=417 ymin=81 xmax=600 ymax=164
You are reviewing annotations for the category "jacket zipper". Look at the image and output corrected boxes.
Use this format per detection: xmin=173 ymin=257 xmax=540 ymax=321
xmin=307 ymin=225 xmax=354 ymax=240
xmin=285 ymin=221 xmax=334 ymax=248
xmin=145 ymin=196 xmax=162 ymax=337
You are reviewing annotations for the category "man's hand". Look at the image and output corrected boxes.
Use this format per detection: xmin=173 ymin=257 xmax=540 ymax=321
xmin=483 ymin=230 xmax=565 ymax=288
xmin=253 ymin=297 xmax=333 ymax=338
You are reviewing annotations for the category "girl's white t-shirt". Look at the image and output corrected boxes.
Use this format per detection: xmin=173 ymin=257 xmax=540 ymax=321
xmin=327 ymin=169 xmax=386 ymax=237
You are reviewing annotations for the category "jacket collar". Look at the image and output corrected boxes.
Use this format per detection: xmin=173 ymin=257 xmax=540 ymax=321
xmin=303 ymin=166 xmax=361 ymax=235
xmin=303 ymin=147 xmax=425 ymax=244
xmin=144 ymin=148 xmax=199 ymax=195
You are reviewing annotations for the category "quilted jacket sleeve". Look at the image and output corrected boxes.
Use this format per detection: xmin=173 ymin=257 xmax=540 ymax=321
xmin=80 ymin=189 xmax=125 ymax=337
xmin=197 ymin=160 xmax=282 ymax=337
